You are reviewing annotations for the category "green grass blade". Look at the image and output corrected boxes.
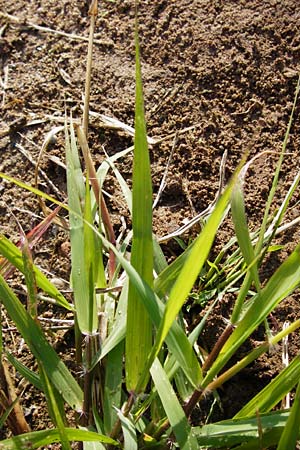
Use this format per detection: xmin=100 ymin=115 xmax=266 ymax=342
xmin=92 ymin=279 xmax=128 ymax=366
xmin=102 ymin=150 xmax=132 ymax=214
xmin=125 ymin=20 xmax=153 ymax=392
xmin=117 ymin=410 xmax=137 ymax=450
xmin=231 ymin=181 xmax=260 ymax=292
xmin=162 ymin=296 xmax=219 ymax=391
xmin=0 ymin=172 xmax=65 ymax=209
xmin=174 ymin=368 xmax=194 ymax=402
xmin=162 ymin=317 xmax=201 ymax=388
xmin=83 ymin=174 xmax=98 ymax=334
xmin=0 ymin=428 xmax=119 ymax=449
xmin=83 ymin=442 xmax=105 ymax=450
xmin=231 ymin=169 xmax=300 ymax=325
xmin=0 ymin=274 xmax=83 ymax=411
xmin=193 ymin=410 xmax=291 ymax=448
xmin=6 ymin=352 xmax=43 ymax=391
xmin=153 ymin=237 xmax=168 ymax=275
xmin=0 ymin=397 xmax=20 ymax=431
xmin=235 ymin=355 xmax=300 ymax=418
xmin=154 ymin=242 xmax=192 ymax=298
xmin=0 ymin=235 xmax=71 ymax=310
xmin=277 ymin=380 xmax=300 ymax=450
xmin=89 ymin=412 xmax=106 ymax=450
xmin=93 ymin=146 xmax=133 ymax=213
xmin=150 ymin=358 xmax=198 ymax=449
xmin=141 ymin=171 xmax=238 ymax=387
xmin=90 ymin=233 xmax=201 ymax=388
xmin=230 ymin=181 xmax=261 ymax=324
xmin=205 ymin=320 xmax=300 ymax=395
xmin=66 ymin=121 xmax=97 ymax=335
xmin=21 ymin=235 xmax=38 ymax=318
xmin=203 ymin=245 xmax=300 ymax=386
xmin=103 ymin=342 xmax=123 ymax=434
xmin=0 ymin=301 xmax=2 ymax=361
xmin=92 ymin=291 xmax=201 ymax=390
xmin=254 ymin=75 xmax=300 ymax=258
xmin=38 ymin=364 xmax=71 ymax=450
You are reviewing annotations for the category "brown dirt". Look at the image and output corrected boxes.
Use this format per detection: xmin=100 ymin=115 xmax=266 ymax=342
xmin=1 ymin=0 xmax=300 ymax=446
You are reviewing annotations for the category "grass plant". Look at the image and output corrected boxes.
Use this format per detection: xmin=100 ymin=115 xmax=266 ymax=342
xmin=0 ymin=4 xmax=300 ymax=449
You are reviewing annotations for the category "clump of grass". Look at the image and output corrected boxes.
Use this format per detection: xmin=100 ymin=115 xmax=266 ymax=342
xmin=0 ymin=3 xmax=300 ymax=450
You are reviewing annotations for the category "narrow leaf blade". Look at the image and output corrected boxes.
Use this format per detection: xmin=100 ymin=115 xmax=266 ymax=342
xmin=0 ymin=274 xmax=83 ymax=411
xmin=277 ymin=381 xmax=300 ymax=450
xmin=204 ymin=245 xmax=300 ymax=385
xmin=126 ymin=21 xmax=153 ymax=392
xmin=151 ymin=358 xmax=198 ymax=449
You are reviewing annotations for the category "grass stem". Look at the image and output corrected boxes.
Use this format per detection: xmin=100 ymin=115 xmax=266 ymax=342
xmin=82 ymin=0 xmax=98 ymax=136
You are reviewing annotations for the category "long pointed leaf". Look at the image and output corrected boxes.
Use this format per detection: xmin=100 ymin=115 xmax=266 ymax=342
xmin=117 ymin=410 xmax=137 ymax=450
xmin=38 ymin=364 xmax=71 ymax=450
xmin=91 ymin=246 xmax=201 ymax=388
xmin=126 ymin=20 xmax=153 ymax=392
xmin=151 ymin=358 xmax=198 ymax=449
xmin=6 ymin=352 xmax=42 ymax=391
xmin=0 ymin=428 xmax=118 ymax=449
xmin=139 ymin=170 xmax=239 ymax=389
xmin=83 ymin=174 xmax=98 ymax=334
xmin=0 ymin=274 xmax=83 ymax=411
xmin=231 ymin=181 xmax=260 ymax=292
xmin=203 ymin=245 xmax=300 ymax=386
xmin=66 ymin=121 xmax=97 ymax=334
xmin=193 ymin=410 xmax=291 ymax=448
xmin=0 ymin=235 xmax=71 ymax=310
xmin=277 ymin=380 xmax=300 ymax=450
xmin=235 ymin=355 xmax=300 ymax=418
xmin=103 ymin=342 xmax=123 ymax=434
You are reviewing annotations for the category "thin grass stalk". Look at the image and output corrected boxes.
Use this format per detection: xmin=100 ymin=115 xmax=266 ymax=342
xmin=201 ymin=324 xmax=235 ymax=376
xmin=82 ymin=0 xmax=98 ymax=136
xmin=202 ymin=245 xmax=300 ymax=388
xmin=0 ymin=359 xmax=30 ymax=434
xmin=254 ymin=74 xmax=300 ymax=257
xmin=205 ymin=319 xmax=300 ymax=395
xmin=74 ymin=317 xmax=83 ymax=383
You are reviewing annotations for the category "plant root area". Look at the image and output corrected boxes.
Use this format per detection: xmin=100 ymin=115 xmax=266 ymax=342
xmin=1 ymin=0 xmax=300 ymax=446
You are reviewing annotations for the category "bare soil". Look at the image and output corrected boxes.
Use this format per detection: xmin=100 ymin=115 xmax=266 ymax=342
xmin=1 ymin=0 xmax=300 ymax=446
